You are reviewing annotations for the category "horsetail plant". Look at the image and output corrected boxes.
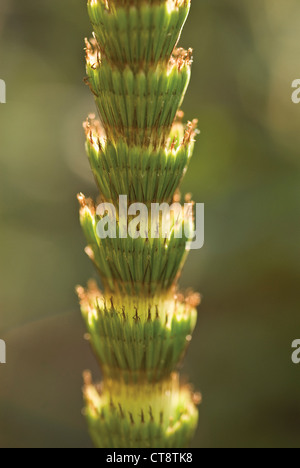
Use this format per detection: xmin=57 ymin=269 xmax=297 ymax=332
xmin=77 ymin=0 xmax=201 ymax=448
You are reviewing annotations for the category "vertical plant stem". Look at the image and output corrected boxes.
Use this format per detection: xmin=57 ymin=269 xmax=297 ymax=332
xmin=77 ymin=0 xmax=200 ymax=448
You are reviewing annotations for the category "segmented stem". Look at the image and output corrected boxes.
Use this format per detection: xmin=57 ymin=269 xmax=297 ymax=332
xmin=77 ymin=0 xmax=200 ymax=448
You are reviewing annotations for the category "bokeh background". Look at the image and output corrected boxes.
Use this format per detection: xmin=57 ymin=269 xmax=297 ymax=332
xmin=0 ymin=0 xmax=299 ymax=448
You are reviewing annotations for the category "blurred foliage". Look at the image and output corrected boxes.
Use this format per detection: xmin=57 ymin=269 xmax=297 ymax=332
xmin=0 ymin=0 xmax=299 ymax=448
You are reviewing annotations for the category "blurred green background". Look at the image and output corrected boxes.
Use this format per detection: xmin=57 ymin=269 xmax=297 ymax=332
xmin=0 ymin=0 xmax=299 ymax=448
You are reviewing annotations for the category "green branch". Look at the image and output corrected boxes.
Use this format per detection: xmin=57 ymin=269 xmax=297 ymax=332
xmin=77 ymin=0 xmax=200 ymax=448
